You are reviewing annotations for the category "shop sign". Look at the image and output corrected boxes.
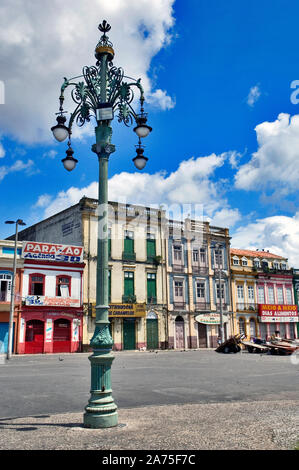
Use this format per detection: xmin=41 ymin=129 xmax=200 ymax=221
xmin=45 ymin=319 xmax=53 ymax=343
xmin=25 ymin=295 xmax=80 ymax=307
xmin=22 ymin=242 xmax=83 ymax=263
xmin=195 ymin=313 xmax=228 ymax=325
xmin=258 ymin=304 xmax=298 ymax=323
xmin=92 ymin=303 xmax=146 ymax=318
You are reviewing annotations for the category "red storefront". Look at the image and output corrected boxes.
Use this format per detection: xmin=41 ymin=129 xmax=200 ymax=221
xmin=18 ymin=241 xmax=84 ymax=354
xmin=258 ymin=304 xmax=298 ymax=339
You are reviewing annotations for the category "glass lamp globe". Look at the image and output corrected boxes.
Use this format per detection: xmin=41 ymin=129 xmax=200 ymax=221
xmin=133 ymin=115 xmax=152 ymax=139
xmin=61 ymin=145 xmax=78 ymax=171
xmin=51 ymin=115 xmax=69 ymax=142
xmin=133 ymin=145 xmax=148 ymax=170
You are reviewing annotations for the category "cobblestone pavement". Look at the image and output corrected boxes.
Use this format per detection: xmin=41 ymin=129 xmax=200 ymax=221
xmin=0 ymin=400 xmax=298 ymax=450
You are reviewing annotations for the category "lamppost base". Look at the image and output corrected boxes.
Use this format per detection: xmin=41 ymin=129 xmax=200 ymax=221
xmin=83 ymin=409 xmax=118 ymax=429
xmin=83 ymin=349 xmax=118 ymax=429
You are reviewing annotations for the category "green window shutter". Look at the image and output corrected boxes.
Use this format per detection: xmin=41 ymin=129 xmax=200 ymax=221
xmin=124 ymin=272 xmax=134 ymax=296
xmin=124 ymin=238 xmax=134 ymax=254
xmin=147 ymin=273 xmax=157 ymax=302
xmin=147 ymin=239 xmax=156 ymax=258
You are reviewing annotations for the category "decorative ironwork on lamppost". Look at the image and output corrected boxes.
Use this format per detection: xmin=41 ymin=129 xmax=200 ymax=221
xmin=51 ymin=20 xmax=152 ymax=429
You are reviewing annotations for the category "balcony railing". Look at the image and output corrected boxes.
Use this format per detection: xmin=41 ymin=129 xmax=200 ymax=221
xmin=147 ymin=296 xmax=157 ymax=305
xmin=192 ymin=265 xmax=209 ymax=275
xmin=236 ymin=302 xmax=258 ymax=311
xmin=194 ymin=302 xmax=210 ymax=311
xmin=122 ymin=295 xmax=137 ymax=303
xmin=172 ymin=264 xmax=185 ymax=273
xmin=122 ymin=252 xmax=136 ymax=262
xmin=173 ymin=301 xmax=186 ymax=310
xmin=215 ymin=302 xmax=228 ymax=311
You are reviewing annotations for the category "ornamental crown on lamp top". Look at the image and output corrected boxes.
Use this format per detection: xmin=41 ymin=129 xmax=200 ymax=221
xmin=95 ymin=20 xmax=115 ymax=62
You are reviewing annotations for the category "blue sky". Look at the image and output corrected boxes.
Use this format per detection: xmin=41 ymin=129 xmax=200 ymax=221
xmin=1 ymin=0 xmax=299 ymax=264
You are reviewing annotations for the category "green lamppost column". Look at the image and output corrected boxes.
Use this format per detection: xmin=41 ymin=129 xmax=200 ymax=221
xmin=51 ymin=20 xmax=152 ymax=428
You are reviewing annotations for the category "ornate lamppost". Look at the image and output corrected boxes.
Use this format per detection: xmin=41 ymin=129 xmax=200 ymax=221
xmin=51 ymin=20 xmax=152 ymax=428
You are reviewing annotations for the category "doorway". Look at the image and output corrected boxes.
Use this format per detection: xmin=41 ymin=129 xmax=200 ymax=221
xmin=198 ymin=323 xmax=207 ymax=348
xmin=175 ymin=316 xmax=185 ymax=349
xmin=123 ymin=318 xmax=136 ymax=350
xmin=25 ymin=320 xmax=44 ymax=354
xmin=53 ymin=319 xmax=71 ymax=353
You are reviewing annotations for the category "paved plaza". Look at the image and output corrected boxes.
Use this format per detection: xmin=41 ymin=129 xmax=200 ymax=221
xmin=0 ymin=350 xmax=298 ymax=449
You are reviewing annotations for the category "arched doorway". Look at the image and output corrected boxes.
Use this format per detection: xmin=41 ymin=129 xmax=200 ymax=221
xmin=175 ymin=315 xmax=185 ymax=349
xmin=249 ymin=318 xmax=256 ymax=338
xmin=25 ymin=320 xmax=44 ymax=354
xmin=53 ymin=318 xmax=71 ymax=353
xmin=146 ymin=311 xmax=158 ymax=350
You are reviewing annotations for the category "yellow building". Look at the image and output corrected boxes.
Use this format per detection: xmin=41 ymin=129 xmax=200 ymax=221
xmin=230 ymin=248 xmax=296 ymax=340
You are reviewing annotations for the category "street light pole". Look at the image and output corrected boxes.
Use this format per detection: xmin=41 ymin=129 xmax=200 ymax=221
xmin=5 ymin=219 xmax=26 ymax=360
xmin=51 ymin=20 xmax=152 ymax=429
xmin=216 ymin=243 xmax=225 ymax=343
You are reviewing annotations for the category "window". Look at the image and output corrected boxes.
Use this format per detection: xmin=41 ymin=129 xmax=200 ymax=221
xmin=29 ymin=274 xmax=45 ymax=296
xmin=277 ymin=287 xmax=284 ymax=304
xmin=56 ymin=276 xmax=71 ymax=297
xmin=261 ymin=260 xmax=268 ymax=269
xmin=280 ymin=263 xmax=287 ymax=270
xmin=258 ymin=286 xmax=265 ymax=303
xmin=173 ymin=245 xmax=182 ymax=262
xmin=216 ymin=282 xmax=225 ymax=300
xmin=124 ymin=230 xmax=134 ymax=253
xmin=268 ymin=286 xmax=274 ymax=304
xmin=0 ymin=273 xmax=12 ymax=302
xmin=242 ymin=257 xmax=248 ymax=266
xmin=249 ymin=319 xmax=256 ymax=337
xmin=214 ymin=248 xmax=223 ymax=267
xmin=233 ymin=257 xmax=239 ymax=265
xmin=193 ymin=249 xmax=199 ymax=262
xmin=124 ymin=271 xmax=134 ymax=299
xmin=196 ymin=282 xmax=205 ymax=299
xmin=285 ymin=288 xmax=292 ymax=305
xmin=146 ymin=233 xmax=156 ymax=260
xmin=254 ymin=258 xmax=260 ymax=268
xmin=237 ymin=285 xmax=244 ymax=300
xmin=239 ymin=318 xmax=246 ymax=336
xmin=273 ymin=261 xmax=279 ymax=270
xmin=147 ymin=273 xmax=157 ymax=303
xmin=248 ymin=286 xmax=254 ymax=301
xmin=200 ymin=248 xmax=206 ymax=264
xmin=174 ymin=280 xmax=184 ymax=298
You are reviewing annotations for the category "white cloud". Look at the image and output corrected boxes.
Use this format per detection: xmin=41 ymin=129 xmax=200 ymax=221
xmin=33 ymin=194 xmax=52 ymax=209
xmin=42 ymin=150 xmax=57 ymax=159
xmin=0 ymin=0 xmax=175 ymax=143
xmin=208 ymin=208 xmax=241 ymax=228
xmin=37 ymin=152 xmax=240 ymax=225
xmin=0 ymin=158 xmax=35 ymax=181
xmin=0 ymin=142 xmax=5 ymax=158
xmin=247 ymin=85 xmax=261 ymax=107
xmin=231 ymin=212 xmax=299 ymax=267
xmin=234 ymin=113 xmax=299 ymax=192
xmin=147 ymin=89 xmax=175 ymax=110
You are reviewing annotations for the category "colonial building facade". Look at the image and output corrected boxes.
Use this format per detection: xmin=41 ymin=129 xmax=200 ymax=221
xmin=166 ymin=219 xmax=233 ymax=349
xmin=19 ymin=241 xmax=84 ymax=354
xmin=231 ymin=249 xmax=298 ymax=340
xmin=12 ymin=197 xmax=233 ymax=351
